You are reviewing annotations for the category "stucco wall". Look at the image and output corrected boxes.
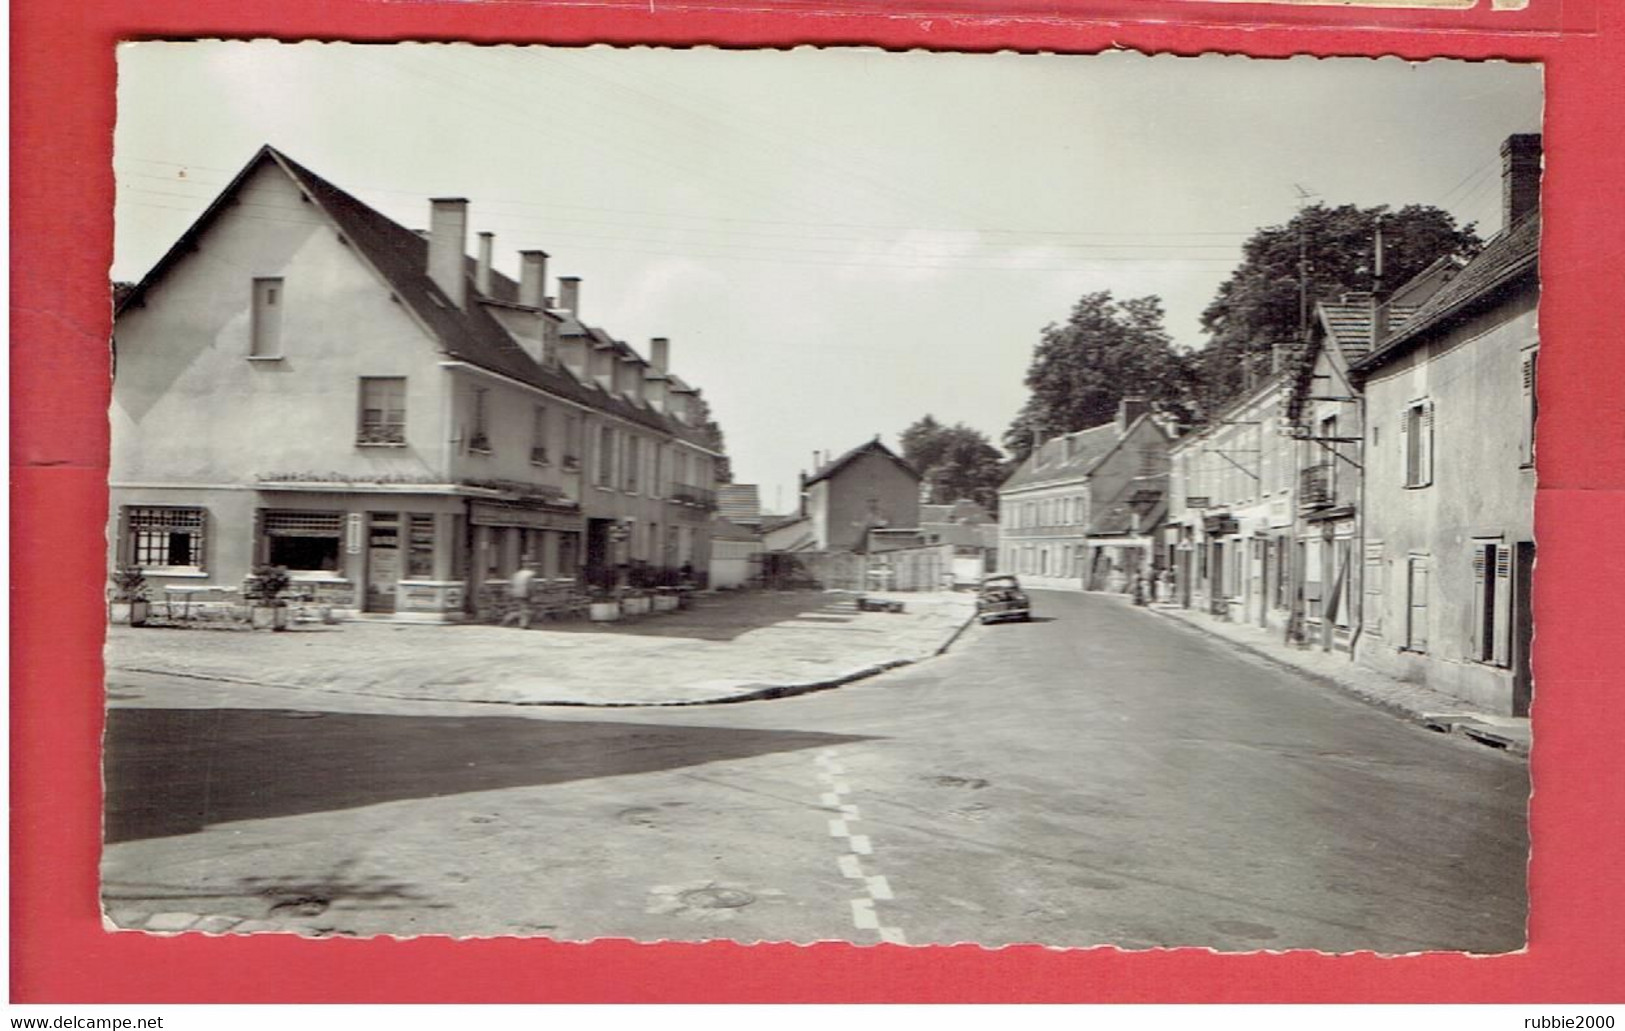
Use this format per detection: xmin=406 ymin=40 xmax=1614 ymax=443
xmin=111 ymin=161 xmax=450 ymax=486
xmin=1357 ymin=290 xmax=1538 ymax=713
xmin=817 ymin=451 xmax=919 ymax=553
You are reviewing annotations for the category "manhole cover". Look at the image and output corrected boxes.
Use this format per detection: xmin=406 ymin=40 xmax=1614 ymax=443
xmin=678 ymin=886 xmax=755 ymax=910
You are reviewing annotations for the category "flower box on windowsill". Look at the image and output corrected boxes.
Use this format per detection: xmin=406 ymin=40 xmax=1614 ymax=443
xmin=562 ymin=457 xmax=581 ymax=472
xmin=530 ymin=447 xmax=551 ymax=466
xmin=468 ymin=434 xmax=492 ymax=455
xmin=357 ymin=428 xmax=406 ymax=446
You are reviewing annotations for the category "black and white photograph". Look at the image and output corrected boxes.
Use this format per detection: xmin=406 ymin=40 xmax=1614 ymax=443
xmin=104 ymin=43 xmax=1540 ymax=953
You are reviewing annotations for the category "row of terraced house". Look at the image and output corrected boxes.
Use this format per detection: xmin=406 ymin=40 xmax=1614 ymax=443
xmin=110 ymin=145 xmax=726 ymax=622
xmin=1003 ymin=133 xmax=1542 ymax=717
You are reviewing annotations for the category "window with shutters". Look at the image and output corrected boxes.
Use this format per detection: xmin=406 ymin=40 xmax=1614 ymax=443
xmin=125 ymin=506 xmax=207 ymax=572
xmin=357 ymin=377 xmax=406 ymax=445
xmin=596 ymin=425 xmax=616 ymax=487
xmin=263 ymin=510 xmax=343 ymax=572
xmin=530 ymin=406 xmax=549 ymax=465
xmin=1404 ymin=555 xmax=1430 ymax=652
xmin=1521 ymin=349 xmax=1539 ymax=467
xmin=1363 ymin=541 xmax=1385 ymax=638
xmin=468 ymin=388 xmax=492 ymax=454
xmin=1401 ymin=399 xmax=1434 ymax=488
xmin=250 ymin=278 xmax=284 ymax=359
xmin=1471 ymin=538 xmax=1514 ymax=666
xmin=624 ymin=435 xmax=640 ymax=493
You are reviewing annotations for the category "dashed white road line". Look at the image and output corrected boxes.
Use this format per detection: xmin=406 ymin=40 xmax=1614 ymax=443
xmin=817 ymin=748 xmax=906 ymax=945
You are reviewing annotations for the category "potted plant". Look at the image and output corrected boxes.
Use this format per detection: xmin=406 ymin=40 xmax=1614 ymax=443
xmin=108 ymin=567 xmax=151 ymax=626
xmin=245 ymin=564 xmax=293 ymax=631
xmin=587 ymin=585 xmax=621 ymax=622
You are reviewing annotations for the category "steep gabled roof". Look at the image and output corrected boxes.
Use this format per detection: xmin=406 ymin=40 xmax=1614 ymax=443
xmin=118 ymin=145 xmax=715 ymax=450
xmin=1354 ymin=213 xmax=1541 ymax=374
xmin=805 ymin=439 xmax=921 ymax=487
xmin=1000 ymin=420 xmax=1127 ymax=492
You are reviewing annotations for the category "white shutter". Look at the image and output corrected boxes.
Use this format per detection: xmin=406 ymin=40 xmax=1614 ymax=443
xmin=1470 ymin=542 xmax=1489 ymax=660
xmin=1399 ymin=406 xmax=1413 ymax=486
xmin=1521 ymin=351 xmax=1538 ymax=465
xmin=1493 ymin=545 xmax=1514 ymax=667
xmin=1420 ymin=400 xmax=1435 ymax=487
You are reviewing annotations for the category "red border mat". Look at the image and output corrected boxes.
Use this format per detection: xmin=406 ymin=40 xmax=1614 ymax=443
xmin=12 ymin=0 xmax=1625 ymax=1003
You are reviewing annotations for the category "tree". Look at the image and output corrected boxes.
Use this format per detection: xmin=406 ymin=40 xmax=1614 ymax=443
xmin=900 ymin=417 xmax=1007 ymax=513
xmin=1196 ymin=203 xmax=1480 ymax=413
xmin=1002 ymin=291 xmax=1196 ymax=463
xmin=687 ymin=392 xmax=732 ymax=483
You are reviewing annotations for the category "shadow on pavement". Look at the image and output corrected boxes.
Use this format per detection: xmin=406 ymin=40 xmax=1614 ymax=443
xmin=505 ymin=590 xmax=855 ymax=642
xmin=104 ymin=707 xmax=872 ymax=844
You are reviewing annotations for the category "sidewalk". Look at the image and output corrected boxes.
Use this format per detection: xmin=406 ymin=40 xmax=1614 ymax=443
xmin=105 ymin=589 xmax=977 ymax=707
xmin=1138 ymin=601 xmax=1531 ymax=758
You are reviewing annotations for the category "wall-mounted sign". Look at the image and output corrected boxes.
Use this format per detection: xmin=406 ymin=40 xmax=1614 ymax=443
xmin=346 ymin=512 xmax=363 ymax=554
xmin=1186 ymin=496 xmax=1211 ymax=509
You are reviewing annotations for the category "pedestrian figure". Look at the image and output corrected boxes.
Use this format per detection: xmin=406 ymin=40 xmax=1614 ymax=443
xmin=506 ymin=561 xmax=539 ymax=629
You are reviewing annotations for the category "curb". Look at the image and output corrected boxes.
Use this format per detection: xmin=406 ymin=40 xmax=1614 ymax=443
xmin=108 ymin=607 xmax=981 ymax=711
xmin=1135 ymin=603 xmax=1529 ymax=759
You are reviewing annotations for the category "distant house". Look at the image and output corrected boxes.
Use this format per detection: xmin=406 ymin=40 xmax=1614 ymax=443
xmin=109 ymin=145 xmax=725 ymax=620
xmin=716 ymin=484 xmax=765 ymax=531
xmin=999 ymin=398 xmax=1172 ymax=591
xmin=708 ymin=516 xmax=765 ymax=589
xmin=1349 ymin=134 xmax=1541 ymax=716
xmin=799 ymin=439 xmax=923 ymax=553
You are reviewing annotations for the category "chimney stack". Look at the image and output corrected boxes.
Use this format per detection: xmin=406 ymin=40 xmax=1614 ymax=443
xmin=428 ymin=198 xmax=469 ymax=310
xmin=650 ymin=337 xmax=670 ymax=374
xmin=1117 ymin=396 xmax=1150 ymax=435
xmin=519 ymin=250 xmax=549 ymax=309
xmin=1501 ymin=133 xmax=1542 ymax=228
xmin=559 ymin=276 xmax=581 ymax=315
xmin=475 ymin=231 xmax=494 ymax=297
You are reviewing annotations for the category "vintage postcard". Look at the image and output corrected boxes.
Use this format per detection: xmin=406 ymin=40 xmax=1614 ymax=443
xmin=102 ymin=43 xmax=1540 ymax=953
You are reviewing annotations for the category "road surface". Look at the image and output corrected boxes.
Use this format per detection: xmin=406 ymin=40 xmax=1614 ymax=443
xmin=102 ymin=589 xmax=1528 ymax=952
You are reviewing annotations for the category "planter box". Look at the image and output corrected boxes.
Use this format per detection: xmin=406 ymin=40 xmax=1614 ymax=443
xmin=652 ymin=594 xmax=679 ymax=613
xmin=250 ymin=605 xmax=291 ymax=631
xmin=622 ymin=596 xmax=651 ymax=616
xmin=109 ymin=599 xmax=151 ymax=626
xmin=589 ymin=601 xmax=622 ymax=622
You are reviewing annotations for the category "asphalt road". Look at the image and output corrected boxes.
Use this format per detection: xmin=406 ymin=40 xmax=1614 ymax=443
xmin=102 ymin=589 xmax=1528 ymax=953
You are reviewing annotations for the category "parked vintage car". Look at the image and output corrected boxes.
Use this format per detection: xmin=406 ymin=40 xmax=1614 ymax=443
xmin=975 ymin=574 xmax=1031 ymax=624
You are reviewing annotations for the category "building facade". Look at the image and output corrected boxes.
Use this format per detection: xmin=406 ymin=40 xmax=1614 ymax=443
xmin=1167 ymin=375 xmax=1296 ymax=623
xmin=999 ymin=399 xmax=1172 ymax=592
xmin=110 ymin=145 xmax=724 ymax=620
xmin=1350 ymin=135 xmax=1541 ymax=715
xmin=799 ymin=440 xmax=923 ymax=553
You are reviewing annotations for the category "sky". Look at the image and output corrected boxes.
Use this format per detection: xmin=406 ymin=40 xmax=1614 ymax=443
xmin=114 ymin=44 xmax=1542 ymax=513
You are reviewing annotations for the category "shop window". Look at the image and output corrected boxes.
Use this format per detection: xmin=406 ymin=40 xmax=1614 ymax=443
xmin=406 ymin=513 xmax=436 ymax=579
xmin=263 ymin=510 xmax=343 ymax=572
xmin=358 ymin=377 xmax=406 ymax=445
xmin=126 ymin=506 xmax=206 ymax=572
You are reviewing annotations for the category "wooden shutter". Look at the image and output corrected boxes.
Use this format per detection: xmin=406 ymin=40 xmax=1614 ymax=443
xmin=1419 ymin=400 xmax=1435 ymax=487
xmin=1470 ymin=542 xmax=1490 ymax=660
xmin=1521 ymin=351 xmax=1538 ymax=464
xmin=1363 ymin=542 xmax=1384 ymax=636
xmin=1408 ymin=557 xmax=1429 ymax=651
xmin=1493 ymin=544 xmax=1514 ymax=667
xmin=1399 ymin=405 xmax=1413 ymax=486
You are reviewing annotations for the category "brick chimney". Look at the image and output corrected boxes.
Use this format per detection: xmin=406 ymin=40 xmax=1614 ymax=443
xmin=1502 ymin=133 xmax=1542 ymax=227
xmin=650 ymin=337 xmax=670 ymax=374
xmin=558 ymin=276 xmax=581 ymax=316
xmin=646 ymin=338 xmax=671 ymax=412
xmin=1116 ymin=396 xmax=1150 ymax=435
xmin=475 ymin=231 xmax=494 ymax=297
xmin=519 ymin=250 xmax=549 ymax=308
xmin=428 ymin=198 xmax=469 ymax=309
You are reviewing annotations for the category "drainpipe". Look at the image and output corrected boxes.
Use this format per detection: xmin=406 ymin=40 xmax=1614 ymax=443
xmin=1349 ymin=384 xmax=1366 ymax=660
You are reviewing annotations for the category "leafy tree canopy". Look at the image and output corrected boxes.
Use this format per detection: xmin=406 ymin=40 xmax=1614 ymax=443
xmin=1001 ymin=291 xmax=1196 ymax=463
xmin=900 ymin=416 xmax=1007 ymax=513
xmin=1194 ymin=202 xmax=1480 ymax=413
xmin=688 ymin=392 xmax=732 ymax=483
